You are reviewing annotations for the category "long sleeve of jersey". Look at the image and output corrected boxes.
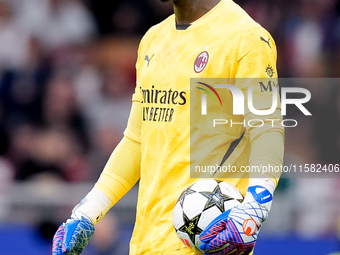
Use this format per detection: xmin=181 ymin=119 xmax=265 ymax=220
xmin=93 ymin=32 xmax=147 ymax=205
xmin=94 ymin=100 xmax=142 ymax=205
xmin=233 ymin=27 xmax=284 ymax=186
xmin=93 ymin=27 xmax=152 ymax=204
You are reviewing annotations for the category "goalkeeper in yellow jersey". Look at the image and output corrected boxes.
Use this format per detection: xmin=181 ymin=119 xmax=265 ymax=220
xmin=52 ymin=0 xmax=284 ymax=254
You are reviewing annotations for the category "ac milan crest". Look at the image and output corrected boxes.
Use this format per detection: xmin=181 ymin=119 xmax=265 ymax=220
xmin=194 ymin=51 xmax=209 ymax=73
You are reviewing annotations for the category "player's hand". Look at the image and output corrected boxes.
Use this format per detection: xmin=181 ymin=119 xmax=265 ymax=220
xmin=52 ymin=189 xmax=113 ymax=254
xmin=52 ymin=216 xmax=95 ymax=255
xmin=199 ymin=181 xmax=274 ymax=255
xmin=199 ymin=201 xmax=268 ymax=255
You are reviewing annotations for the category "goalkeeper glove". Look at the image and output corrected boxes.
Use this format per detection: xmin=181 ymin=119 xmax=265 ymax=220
xmin=199 ymin=179 xmax=275 ymax=255
xmin=52 ymin=189 xmax=113 ymax=255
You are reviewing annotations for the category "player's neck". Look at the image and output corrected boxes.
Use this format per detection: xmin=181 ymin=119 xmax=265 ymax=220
xmin=173 ymin=0 xmax=221 ymax=25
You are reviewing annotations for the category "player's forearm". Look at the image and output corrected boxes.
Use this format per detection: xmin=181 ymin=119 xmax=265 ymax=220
xmin=69 ymin=136 xmax=141 ymax=226
xmin=94 ymin=135 xmax=141 ymax=205
xmin=93 ymin=99 xmax=142 ymax=204
xmin=248 ymin=129 xmax=284 ymax=185
xmin=244 ymin=128 xmax=284 ymax=213
xmin=72 ymin=99 xmax=142 ymax=225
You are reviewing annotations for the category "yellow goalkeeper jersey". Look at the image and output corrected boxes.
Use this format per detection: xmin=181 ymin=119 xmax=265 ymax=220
xmin=96 ymin=0 xmax=284 ymax=254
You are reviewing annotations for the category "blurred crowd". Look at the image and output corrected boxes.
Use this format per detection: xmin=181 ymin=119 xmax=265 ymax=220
xmin=0 ymin=0 xmax=141 ymax=184
xmin=0 ymin=0 xmax=339 ymax=242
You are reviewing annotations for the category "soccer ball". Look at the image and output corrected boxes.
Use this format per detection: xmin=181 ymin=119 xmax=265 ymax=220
xmin=173 ymin=179 xmax=244 ymax=252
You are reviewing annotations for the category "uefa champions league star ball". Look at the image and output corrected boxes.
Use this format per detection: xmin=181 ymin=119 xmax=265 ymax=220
xmin=173 ymin=179 xmax=244 ymax=252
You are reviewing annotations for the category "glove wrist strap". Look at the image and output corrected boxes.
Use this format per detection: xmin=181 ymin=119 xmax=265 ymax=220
xmin=71 ymin=188 xmax=113 ymax=225
xmin=244 ymin=178 xmax=275 ymax=212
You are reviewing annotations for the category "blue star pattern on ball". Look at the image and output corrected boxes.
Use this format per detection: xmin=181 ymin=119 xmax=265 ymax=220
xmin=52 ymin=216 xmax=95 ymax=255
xmin=199 ymin=184 xmax=234 ymax=212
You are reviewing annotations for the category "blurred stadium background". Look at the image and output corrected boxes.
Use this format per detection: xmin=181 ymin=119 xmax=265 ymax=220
xmin=0 ymin=0 xmax=339 ymax=254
